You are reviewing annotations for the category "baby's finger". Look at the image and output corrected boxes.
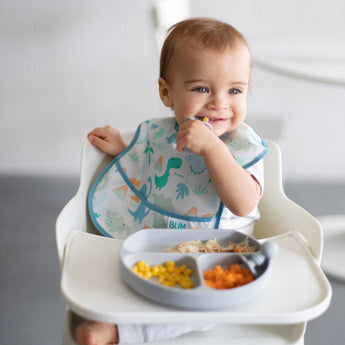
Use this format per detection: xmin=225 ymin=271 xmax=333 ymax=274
xmin=175 ymin=133 xmax=186 ymax=153
xmin=175 ymin=141 xmax=185 ymax=153
xmin=88 ymin=133 xmax=107 ymax=150
xmin=88 ymin=126 xmax=109 ymax=139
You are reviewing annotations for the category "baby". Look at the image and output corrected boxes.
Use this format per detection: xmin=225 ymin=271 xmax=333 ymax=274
xmin=76 ymin=17 xmax=268 ymax=345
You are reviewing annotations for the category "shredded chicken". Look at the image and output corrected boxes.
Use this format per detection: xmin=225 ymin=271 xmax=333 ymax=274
xmin=164 ymin=237 xmax=256 ymax=253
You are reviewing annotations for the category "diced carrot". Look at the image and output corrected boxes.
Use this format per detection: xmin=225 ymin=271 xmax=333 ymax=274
xmin=203 ymin=264 xmax=254 ymax=289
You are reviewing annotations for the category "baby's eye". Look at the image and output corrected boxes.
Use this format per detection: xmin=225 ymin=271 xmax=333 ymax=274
xmin=229 ymin=88 xmax=241 ymax=95
xmin=194 ymin=87 xmax=209 ymax=93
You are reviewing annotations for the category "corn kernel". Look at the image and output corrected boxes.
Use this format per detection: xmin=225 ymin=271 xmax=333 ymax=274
xmin=151 ymin=266 xmax=160 ymax=276
xmin=161 ymin=280 xmax=176 ymax=287
xmin=179 ymin=264 xmax=186 ymax=272
xmin=136 ymin=260 xmax=146 ymax=267
xmin=180 ymin=278 xmax=194 ymax=289
xmin=165 ymin=261 xmax=175 ymax=268
xmin=166 ymin=266 xmax=175 ymax=273
xmin=158 ymin=276 xmax=166 ymax=284
xmin=143 ymin=270 xmax=152 ymax=279
xmin=185 ymin=268 xmax=193 ymax=276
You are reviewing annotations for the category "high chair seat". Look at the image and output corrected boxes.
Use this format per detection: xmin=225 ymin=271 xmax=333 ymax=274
xmin=56 ymin=135 xmax=331 ymax=345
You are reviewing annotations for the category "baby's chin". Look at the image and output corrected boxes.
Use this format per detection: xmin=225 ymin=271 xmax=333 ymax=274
xmin=212 ymin=123 xmax=234 ymax=137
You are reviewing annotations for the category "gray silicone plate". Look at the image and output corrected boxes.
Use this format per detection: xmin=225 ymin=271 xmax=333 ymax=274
xmin=120 ymin=229 xmax=278 ymax=310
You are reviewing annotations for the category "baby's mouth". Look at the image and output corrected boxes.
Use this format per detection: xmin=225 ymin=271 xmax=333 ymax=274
xmin=197 ymin=116 xmax=228 ymax=123
xmin=209 ymin=117 xmax=225 ymax=122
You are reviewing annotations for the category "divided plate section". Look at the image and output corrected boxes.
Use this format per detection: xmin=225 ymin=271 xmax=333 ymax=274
xmin=121 ymin=229 xmax=260 ymax=254
xmin=122 ymin=252 xmax=202 ymax=289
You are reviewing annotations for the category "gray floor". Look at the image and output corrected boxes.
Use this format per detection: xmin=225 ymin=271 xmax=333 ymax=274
xmin=0 ymin=176 xmax=344 ymax=345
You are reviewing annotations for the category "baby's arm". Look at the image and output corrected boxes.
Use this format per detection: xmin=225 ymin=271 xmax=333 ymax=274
xmin=176 ymin=120 xmax=261 ymax=217
xmin=203 ymin=139 xmax=261 ymax=216
xmin=88 ymin=125 xmax=127 ymax=157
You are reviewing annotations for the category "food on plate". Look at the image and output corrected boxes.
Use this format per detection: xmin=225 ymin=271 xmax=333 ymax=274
xmin=203 ymin=263 xmax=254 ymax=289
xmin=132 ymin=260 xmax=194 ymax=289
xmin=164 ymin=237 xmax=256 ymax=253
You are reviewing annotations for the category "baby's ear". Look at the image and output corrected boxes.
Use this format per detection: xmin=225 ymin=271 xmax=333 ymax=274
xmin=158 ymin=78 xmax=173 ymax=107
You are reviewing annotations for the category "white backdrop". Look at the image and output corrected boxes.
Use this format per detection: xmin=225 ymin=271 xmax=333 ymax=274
xmin=1 ymin=0 xmax=345 ymax=181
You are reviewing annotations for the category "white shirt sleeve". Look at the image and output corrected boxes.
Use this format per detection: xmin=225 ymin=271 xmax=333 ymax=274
xmin=117 ymin=323 xmax=215 ymax=343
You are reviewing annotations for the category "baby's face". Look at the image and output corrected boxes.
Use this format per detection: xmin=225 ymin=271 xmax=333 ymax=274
xmin=160 ymin=43 xmax=250 ymax=137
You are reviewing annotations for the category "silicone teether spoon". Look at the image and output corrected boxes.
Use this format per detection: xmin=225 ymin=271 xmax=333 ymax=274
xmin=184 ymin=116 xmax=213 ymax=130
xmin=240 ymin=241 xmax=279 ymax=277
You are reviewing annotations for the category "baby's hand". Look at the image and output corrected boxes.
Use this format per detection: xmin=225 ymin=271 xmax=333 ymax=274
xmin=176 ymin=119 xmax=220 ymax=156
xmin=88 ymin=125 xmax=127 ymax=157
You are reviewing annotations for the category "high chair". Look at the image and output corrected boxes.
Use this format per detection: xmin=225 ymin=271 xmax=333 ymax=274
xmin=56 ymin=133 xmax=331 ymax=345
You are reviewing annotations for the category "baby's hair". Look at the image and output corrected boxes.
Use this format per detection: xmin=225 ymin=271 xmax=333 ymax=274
xmin=160 ymin=17 xmax=251 ymax=80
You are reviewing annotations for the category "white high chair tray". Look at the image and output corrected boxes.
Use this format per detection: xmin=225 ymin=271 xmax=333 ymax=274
xmin=61 ymin=230 xmax=331 ymax=324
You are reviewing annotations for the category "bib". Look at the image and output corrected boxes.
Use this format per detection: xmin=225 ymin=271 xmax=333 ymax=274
xmin=88 ymin=117 xmax=269 ymax=238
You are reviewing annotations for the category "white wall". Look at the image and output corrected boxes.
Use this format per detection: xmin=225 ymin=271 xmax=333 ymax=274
xmin=1 ymin=0 xmax=345 ymax=181
xmin=0 ymin=0 xmax=165 ymax=176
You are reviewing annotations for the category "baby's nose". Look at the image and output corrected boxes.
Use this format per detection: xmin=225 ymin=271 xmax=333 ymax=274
xmin=207 ymin=94 xmax=229 ymax=110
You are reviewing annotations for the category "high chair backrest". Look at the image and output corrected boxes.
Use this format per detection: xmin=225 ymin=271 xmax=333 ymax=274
xmin=254 ymin=140 xmax=322 ymax=261
xmin=56 ymin=135 xmax=322 ymax=265
xmin=56 ymin=133 xmax=134 ymax=264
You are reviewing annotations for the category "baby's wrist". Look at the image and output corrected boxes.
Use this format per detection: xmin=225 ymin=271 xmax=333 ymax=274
xmin=201 ymin=136 xmax=223 ymax=157
xmin=118 ymin=140 xmax=127 ymax=152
